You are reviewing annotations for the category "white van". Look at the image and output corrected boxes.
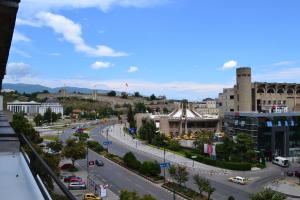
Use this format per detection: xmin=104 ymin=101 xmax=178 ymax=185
xmin=228 ymin=176 xmax=246 ymax=185
xmin=272 ymin=156 xmax=289 ymax=167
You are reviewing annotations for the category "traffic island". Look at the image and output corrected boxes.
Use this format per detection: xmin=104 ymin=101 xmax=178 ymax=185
xmin=103 ymin=152 xmax=164 ymax=184
xmin=162 ymin=182 xmax=208 ymax=200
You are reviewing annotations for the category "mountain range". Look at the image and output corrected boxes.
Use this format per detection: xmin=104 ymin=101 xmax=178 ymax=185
xmin=2 ymin=83 xmax=111 ymax=94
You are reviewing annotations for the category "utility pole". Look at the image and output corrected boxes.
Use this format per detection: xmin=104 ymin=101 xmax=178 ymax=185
xmin=106 ymin=128 xmax=109 ymax=152
xmin=163 ymin=146 xmax=166 ymax=183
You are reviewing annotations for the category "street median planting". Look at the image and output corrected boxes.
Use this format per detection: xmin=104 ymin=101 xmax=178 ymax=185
xmin=104 ymin=151 xmax=164 ymax=183
xmin=162 ymin=182 xmax=207 ymax=200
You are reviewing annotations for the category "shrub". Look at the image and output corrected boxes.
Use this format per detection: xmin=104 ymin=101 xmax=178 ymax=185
xmin=168 ymin=139 xmax=181 ymax=151
xmin=141 ymin=161 xmax=161 ymax=177
xmin=193 ymin=155 xmax=251 ymax=171
xmin=123 ymin=152 xmax=141 ymax=170
xmin=87 ymin=141 xmax=104 ymax=153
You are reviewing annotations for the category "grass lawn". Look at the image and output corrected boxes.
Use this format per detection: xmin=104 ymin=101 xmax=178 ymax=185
xmin=42 ymin=134 xmax=59 ymax=141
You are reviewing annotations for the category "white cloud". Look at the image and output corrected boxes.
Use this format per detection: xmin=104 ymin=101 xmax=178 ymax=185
xmin=13 ymin=31 xmax=31 ymax=42
xmin=254 ymin=67 xmax=300 ymax=82
xmin=221 ymin=60 xmax=238 ymax=70
xmin=91 ymin=61 xmax=114 ymax=69
xmin=36 ymin=12 xmax=128 ymax=57
xmin=11 ymin=48 xmax=32 ymax=58
xmin=128 ymin=66 xmax=139 ymax=73
xmin=273 ymin=61 xmax=293 ymax=66
xmin=20 ymin=0 xmax=167 ymax=14
xmin=6 ymin=62 xmax=32 ymax=80
xmin=16 ymin=18 xmax=41 ymax=27
xmin=50 ymin=52 xmax=61 ymax=56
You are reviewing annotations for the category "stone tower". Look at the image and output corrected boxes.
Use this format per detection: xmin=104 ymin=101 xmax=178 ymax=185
xmin=236 ymin=67 xmax=252 ymax=112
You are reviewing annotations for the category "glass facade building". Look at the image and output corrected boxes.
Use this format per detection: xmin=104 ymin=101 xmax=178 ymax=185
xmin=223 ymin=112 xmax=300 ymax=159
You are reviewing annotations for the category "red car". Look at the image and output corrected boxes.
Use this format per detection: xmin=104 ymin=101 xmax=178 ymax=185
xmin=70 ymin=177 xmax=82 ymax=183
xmin=60 ymin=163 xmax=73 ymax=170
xmin=64 ymin=175 xmax=76 ymax=182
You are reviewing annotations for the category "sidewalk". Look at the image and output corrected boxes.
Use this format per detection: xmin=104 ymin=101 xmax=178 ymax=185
xmin=102 ymin=124 xmax=235 ymax=176
xmin=267 ymin=177 xmax=300 ymax=199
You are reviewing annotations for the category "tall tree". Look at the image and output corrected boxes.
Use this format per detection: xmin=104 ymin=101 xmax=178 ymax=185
xmin=168 ymin=165 xmax=189 ymax=186
xmin=150 ymin=94 xmax=156 ymax=101
xmin=193 ymin=174 xmax=209 ymax=197
xmin=193 ymin=131 xmax=214 ymax=154
xmin=47 ymin=139 xmax=63 ymax=153
xmin=127 ymin=105 xmax=136 ymax=128
xmin=34 ymin=113 xmax=44 ymax=126
xmin=121 ymin=92 xmax=128 ymax=99
xmin=134 ymin=102 xmax=147 ymax=113
xmin=138 ymin=119 xmax=156 ymax=143
xmin=204 ymin=183 xmax=216 ymax=200
xmin=62 ymin=139 xmax=86 ymax=167
xmin=251 ymin=188 xmax=286 ymax=200
xmin=107 ymin=90 xmax=116 ymax=96
xmin=134 ymin=91 xmax=141 ymax=97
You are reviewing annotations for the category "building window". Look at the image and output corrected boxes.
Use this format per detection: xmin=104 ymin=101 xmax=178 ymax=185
xmin=267 ymin=88 xmax=275 ymax=93
xmin=230 ymin=109 xmax=234 ymax=112
xmin=273 ymin=100 xmax=276 ymax=104
xmin=287 ymin=89 xmax=294 ymax=95
xmin=283 ymin=100 xmax=286 ymax=104
xmin=266 ymin=121 xmax=273 ymax=127
xmin=268 ymin=100 xmax=271 ymax=104
xmin=230 ymin=95 xmax=234 ymax=99
xmin=257 ymin=88 xmax=265 ymax=93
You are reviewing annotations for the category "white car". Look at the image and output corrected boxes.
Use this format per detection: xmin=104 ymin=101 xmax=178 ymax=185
xmin=228 ymin=176 xmax=246 ymax=185
xmin=68 ymin=181 xmax=86 ymax=190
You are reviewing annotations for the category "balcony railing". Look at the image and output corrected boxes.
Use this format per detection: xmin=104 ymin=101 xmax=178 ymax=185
xmin=18 ymin=133 xmax=76 ymax=200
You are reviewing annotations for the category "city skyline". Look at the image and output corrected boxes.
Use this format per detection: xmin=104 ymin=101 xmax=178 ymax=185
xmin=6 ymin=0 xmax=300 ymax=100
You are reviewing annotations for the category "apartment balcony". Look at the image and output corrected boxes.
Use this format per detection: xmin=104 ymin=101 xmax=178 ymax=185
xmin=0 ymin=112 xmax=76 ymax=200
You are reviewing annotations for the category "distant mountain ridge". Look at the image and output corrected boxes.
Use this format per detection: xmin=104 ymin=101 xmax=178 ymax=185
xmin=2 ymin=83 xmax=111 ymax=94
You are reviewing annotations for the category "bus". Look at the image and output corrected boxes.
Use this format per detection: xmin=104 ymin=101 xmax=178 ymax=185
xmin=272 ymin=156 xmax=289 ymax=167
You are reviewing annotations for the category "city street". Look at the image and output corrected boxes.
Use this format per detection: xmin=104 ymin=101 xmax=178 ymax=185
xmin=59 ymin=122 xmax=283 ymax=200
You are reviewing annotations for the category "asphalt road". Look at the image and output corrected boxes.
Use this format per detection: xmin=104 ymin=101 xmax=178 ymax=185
xmin=78 ymin=149 xmax=182 ymax=200
xmin=60 ymin=123 xmax=282 ymax=200
xmin=89 ymin=125 xmax=254 ymax=200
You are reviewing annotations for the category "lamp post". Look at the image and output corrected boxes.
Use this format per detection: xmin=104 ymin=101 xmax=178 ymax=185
xmin=163 ymin=140 xmax=168 ymax=184
xmin=106 ymin=129 xmax=109 ymax=152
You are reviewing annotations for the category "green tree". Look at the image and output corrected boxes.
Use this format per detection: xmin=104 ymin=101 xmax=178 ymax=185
xmin=233 ymin=133 xmax=255 ymax=162
xmin=73 ymin=132 xmax=89 ymax=142
xmin=121 ymin=92 xmax=128 ymax=99
xmin=43 ymin=108 xmax=53 ymax=124
xmin=127 ymin=105 xmax=136 ymax=128
xmin=34 ymin=113 xmax=44 ymax=126
xmin=193 ymin=131 xmax=214 ymax=154
xmin=140 ymin=161 xmax=161 ymax=177
xmin=120 ymin=190 xmax=140 ymax=200
xmin=251 ymin=188 xmax=286 ymax=200
xmin=193 ymin=174 xmax=209 ymax=197
xmin=150 ymin=94 xmax=156 ymax=101
xmin=64 ymin=105 xmax=73 ymax=116
xmin=47 ymin=139 xmax=63 ymax=153
xmin=134 ymin=92 xmax=141 ymax=97
xmin=138 ymin=119 xmax=156 ymax=143
xmin=11 ymin=113 xmax=42 ymax=144
xmin=168 ymin=165 xmax=189 ymax=186
xmin=151 ymin=134 xmax=168 ymax=147
xmin=134 ymin=102 xmax=147 ymax=113
xmin=123 ymin=152 xmax=141 ymax=170
xmin=204 ymin=183 xmax=215 ymax=200
xmin=162 ymin=107 xmax=169 ymax=114
xmin=62 ymin=139 xmax=86 ymax=167
xmin=107 ymin=90 xmax=116 ymax=96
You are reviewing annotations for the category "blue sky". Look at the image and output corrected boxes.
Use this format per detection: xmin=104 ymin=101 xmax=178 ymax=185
xmin=6 ymin=0 xmax=300 ymax=100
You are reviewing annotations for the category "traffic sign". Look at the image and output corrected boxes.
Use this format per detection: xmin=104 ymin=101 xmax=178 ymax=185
xmin=103 ymin=141 xmax=112 ymax=145
xmin=160 ymin=162 xmax=170 ymax=168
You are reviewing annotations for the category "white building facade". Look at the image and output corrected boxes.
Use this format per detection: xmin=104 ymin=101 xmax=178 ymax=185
xmin=7 ymin=100 xmax=64 ymax=116
xmin=39 ymin=102 xmax=64 ymax=116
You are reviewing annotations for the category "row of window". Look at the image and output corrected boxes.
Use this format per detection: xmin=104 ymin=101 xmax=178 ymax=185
xmin=257 ymin=88 xmax=300 ymax=94
xmin=260 ymin=100 xmax=286 ymax=105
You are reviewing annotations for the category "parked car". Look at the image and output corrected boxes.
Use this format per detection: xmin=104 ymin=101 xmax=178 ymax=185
xmin=68 ymin=181 xmax=86 ymax=190
xmin=287 ymin=171 xmax=294 ymax=176
xmin=83 ymin=193 xmax=101 ymax=200
xmin=63 ymin=175 xmax=77 ymax=182
xmin=95 ymin=159 xmax=104 ymax=166
xmin=60 ymin=163 xmax=73 ymax=170
xmin=272 ymin=157 xmax=289 ymax=167
xmin=70 ymin=177 xmax=82 ymax=182
xmin=228 ymin=176 xmax=246 ymax=185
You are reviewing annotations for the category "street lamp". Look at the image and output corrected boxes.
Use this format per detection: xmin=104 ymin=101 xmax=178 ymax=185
xmin=163 ymin=140 xmax=168 ymax=184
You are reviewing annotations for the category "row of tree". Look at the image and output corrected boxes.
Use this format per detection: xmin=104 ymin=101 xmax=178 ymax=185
xmin=34 ymin=107 xmax=62 ymax=126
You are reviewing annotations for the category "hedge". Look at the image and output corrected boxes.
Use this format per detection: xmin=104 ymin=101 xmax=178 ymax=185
xmin=192 ymin=155 xmax=251 ymax=171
